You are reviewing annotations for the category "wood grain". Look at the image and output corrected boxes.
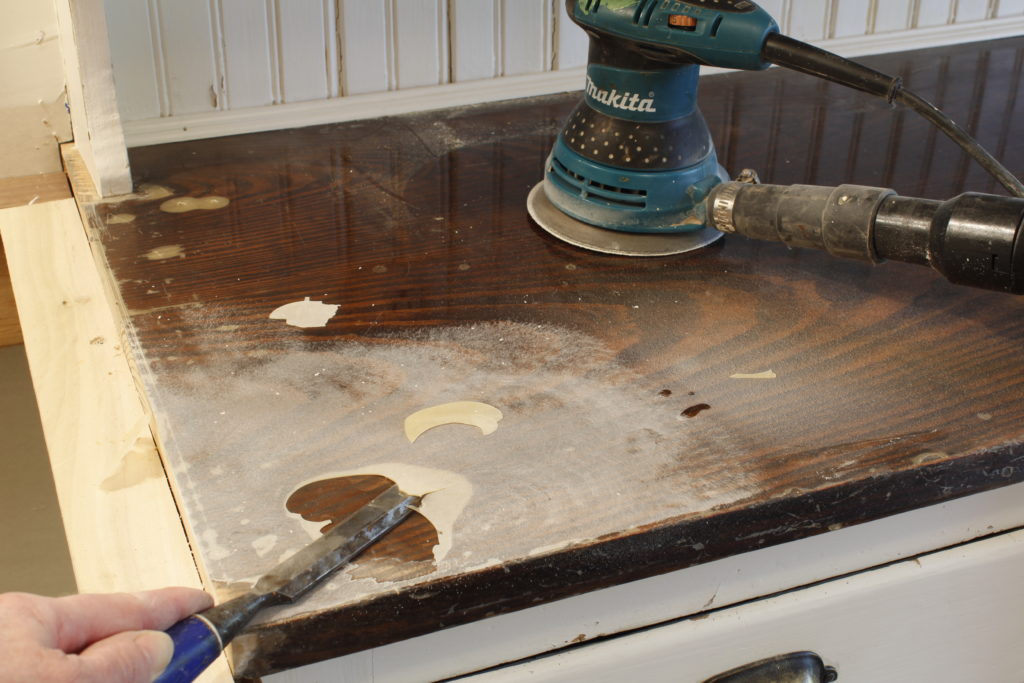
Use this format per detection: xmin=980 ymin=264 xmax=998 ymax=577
xmin=80 ymin=38 xmax=1024 ymax=677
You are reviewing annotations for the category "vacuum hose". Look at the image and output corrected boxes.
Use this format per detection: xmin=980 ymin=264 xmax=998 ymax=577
xmin=707 ymin=180 xmax=1024 ymax=294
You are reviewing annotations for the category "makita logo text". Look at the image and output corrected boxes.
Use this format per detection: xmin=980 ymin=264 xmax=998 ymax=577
xmin=585 ymin=76 xmax=656 ymax=113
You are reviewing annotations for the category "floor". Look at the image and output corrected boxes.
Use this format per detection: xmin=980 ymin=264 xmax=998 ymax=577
xmin=0 ymin=344 xmax=76 ymax=595
xmin=0 ymin=172 xmax=77 ymax=596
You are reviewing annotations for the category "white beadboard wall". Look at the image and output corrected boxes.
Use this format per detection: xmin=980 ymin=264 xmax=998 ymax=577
xmin=107 ymin=0 xmax=1024 ymax=147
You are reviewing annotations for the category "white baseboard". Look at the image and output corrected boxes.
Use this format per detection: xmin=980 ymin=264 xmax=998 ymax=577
xmin=122 ymin=16 xmax=1024 ymax=148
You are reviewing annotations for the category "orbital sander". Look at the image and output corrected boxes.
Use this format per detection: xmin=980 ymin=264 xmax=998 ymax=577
xmin=527 ymin=0 xmax=1024 ymax=293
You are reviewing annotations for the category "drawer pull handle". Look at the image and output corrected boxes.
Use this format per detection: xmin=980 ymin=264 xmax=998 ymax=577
xmin=703 ymin=651 xmax=838 ymax=683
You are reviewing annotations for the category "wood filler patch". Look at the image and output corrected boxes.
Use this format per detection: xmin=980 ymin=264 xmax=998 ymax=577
xmin=137 ymin=184 xmax=175 ymax=201
xmin=730 ymin=369 xmax=777 ymax=379
xmin=160 ymin=196 xmax=230 ymax=213
xmin=268 ymin=296 xmax=340 ymax=328
xmin=404 ymin=401 xmax=503 ymax=443
xmin=144 ymin=244 xmax=185 ymax=260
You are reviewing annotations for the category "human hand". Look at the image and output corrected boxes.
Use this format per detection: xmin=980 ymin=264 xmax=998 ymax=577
xmin=0 ymin=587 xmax=213 ymax=683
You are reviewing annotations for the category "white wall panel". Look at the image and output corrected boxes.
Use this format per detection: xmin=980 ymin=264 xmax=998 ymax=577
xmin=997 ymin=0 xmax=1024 ymax=15
xmin=873 ymin=0 xmax=914 ymax=32
xmin=450 ymin=0 xmax=498 ymax=82
xmin=955 ymin=0 xmax=993 ymax=21
xmin=757 ymin=0 xmax=787 ymax=27
xmin=788 ymin=0 xmax=829 ymax=40
xmin=917 ymin=0 xmax=954 ymax=26
xmin=392 ymin=0 xmax=447 ymax=89
xmin=104 ymin=0 xmax=1024 ymax=146
xmin=103 ymin=0 xmax=161 ymax=119
xmin=276 ymin=0 xmax=330 ymax=103
xmin=155 ymin=0 xmax=219 ymax=115
xmin=556 ymin=4 xmax=588 ymax=70
xmin=339 ymin=0 xmax=390 ymax=95
xmin=832 ymin=0 xmax=871 ymax=37
xmin=500 ymin=0 xmax=552 ymax=76
xmin=218 ymin=0 xmax=275 ymax=109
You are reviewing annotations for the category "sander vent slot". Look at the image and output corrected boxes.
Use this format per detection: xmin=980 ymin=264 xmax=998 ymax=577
xmin=633 ymin=0 xmax=659 ymax=26
xmin=550 ymin=157 xmax=648 ymax=208
xmin=581 ymin=0 xmax=601 ymax=12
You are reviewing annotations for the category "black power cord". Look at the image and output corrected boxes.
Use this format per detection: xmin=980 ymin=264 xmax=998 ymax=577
xmin=761 ymin=33 xmax=1024 ymax=198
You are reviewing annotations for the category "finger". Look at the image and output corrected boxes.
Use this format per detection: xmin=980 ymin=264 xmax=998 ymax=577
xmin=73 ymin=629 xmax=175 ymax=683
xmin=49 ymin=588 xmax=213 ymax=653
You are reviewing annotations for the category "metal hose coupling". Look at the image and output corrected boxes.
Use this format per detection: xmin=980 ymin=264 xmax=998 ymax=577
xmin=706 ymin=179 xmax=1024 ymax=294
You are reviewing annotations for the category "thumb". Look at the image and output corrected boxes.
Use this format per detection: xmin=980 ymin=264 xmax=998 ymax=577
xmin=75 ymin=629 xmax=175 ymax=683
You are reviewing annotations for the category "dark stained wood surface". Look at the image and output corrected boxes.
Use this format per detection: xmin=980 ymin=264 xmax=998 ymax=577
xmin=81 ymin=38 xmax=1024 ymax=677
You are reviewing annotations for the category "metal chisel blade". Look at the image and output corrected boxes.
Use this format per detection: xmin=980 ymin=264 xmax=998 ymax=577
xmin=253 ymin=484 xmax=421 ymax=602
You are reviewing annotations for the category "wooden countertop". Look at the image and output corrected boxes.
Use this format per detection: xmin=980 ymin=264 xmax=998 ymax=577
xmin=74 ymin=37 xmax=1024 ymax=678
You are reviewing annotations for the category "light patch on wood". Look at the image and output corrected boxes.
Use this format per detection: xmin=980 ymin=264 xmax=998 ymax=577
xmin=106 ymin=213 xmax=135 ymax=224
xmin=137 ymin=184 xmax=175 ymax=200
xmin=144 ymin=244 xmax=186 ymax=260
xmin=404 ymin=401 xmax=504 ymax=443
xmin=268 ymin=296 xmax=340 ymax=328
xmin=101 ymin=434 xmax=165 ymax=491
xmin=290 ymin=464 xmax=472 ymax=564
xmin=160 ymin=195 xmax=230 ymax=213
xmin=252 ymin=534 xmax=277 ymax=557
xmin=730 ymin=370 xmax=777 ymax=380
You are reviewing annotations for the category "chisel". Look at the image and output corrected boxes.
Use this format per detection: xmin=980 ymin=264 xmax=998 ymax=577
xmin=154 ymin=484 xmax=422 ymax=683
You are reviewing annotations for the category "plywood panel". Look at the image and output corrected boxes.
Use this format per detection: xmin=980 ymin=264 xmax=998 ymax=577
xmin=276 ymin=0 xmax=330 ymax=103
xmin=451 ymin=0 xmax=498 ymax=82
xmin=501 ymin=0 xmax=551 ymax=76
xmin=788 ymin=0 xmax=829 ymax=40
xmin=393 ymin=0 xmax=447 ymax=89
xmin=917 ymin=0 xmax=954 ymax=26
xmin=103 ymin=0 xmax=161 ymax=120
xmin=339 ymin=0 xmax=391 ymax=94
xmin=219 ymin=0 xmax=275 ymax=109
xmin=874 ymin=0 xmax=915 ymax=32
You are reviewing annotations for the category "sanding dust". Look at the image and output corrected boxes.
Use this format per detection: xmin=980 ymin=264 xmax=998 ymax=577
xmin=268 ymin=297 xmax=340 ymax=328
xmin=144 ymin=244 xmax=185 ymax=260
xmin=154 ymin=320 xmax=757 ymax=620
xmin=160 ymin=196 xmax=230 ymax=213
xmin=730 ymin=370 xmax=777 ymax=379
xmin=107 ymin=213 xmax=136 ymax=224
xmin=404 ymin=401 xmax=503 ymax=443
xmin=290 ymin=464 xmax=471 ymax=563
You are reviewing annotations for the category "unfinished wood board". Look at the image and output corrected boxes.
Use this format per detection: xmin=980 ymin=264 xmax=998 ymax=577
xmin=0 ymin=199 xmax=231 ymax=682
xmin=79 ymin=38 xmax=1024 ymax=678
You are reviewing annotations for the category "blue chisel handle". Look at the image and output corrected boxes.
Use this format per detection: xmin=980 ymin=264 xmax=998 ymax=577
xmin=152 ymin=616 xmax=222 ymax=683
xmin=153 ymin=592 xmax=274 ymax=683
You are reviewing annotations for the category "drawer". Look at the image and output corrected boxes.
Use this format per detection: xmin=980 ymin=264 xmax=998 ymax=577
xmin=461 ymin=528 xmax=1024 ymax=682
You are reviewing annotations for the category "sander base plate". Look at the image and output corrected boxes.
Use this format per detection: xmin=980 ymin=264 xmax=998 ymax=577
xmin=526 ymin=182 xmax=723 ymax=257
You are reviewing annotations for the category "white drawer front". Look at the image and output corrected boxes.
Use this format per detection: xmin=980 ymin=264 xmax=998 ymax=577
xmin=465 ymin=528 xmax=1024 ymax=682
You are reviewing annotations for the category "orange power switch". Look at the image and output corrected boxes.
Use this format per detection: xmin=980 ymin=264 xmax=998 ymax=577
xmin=668 ymin=14 xmax=698 ymax=30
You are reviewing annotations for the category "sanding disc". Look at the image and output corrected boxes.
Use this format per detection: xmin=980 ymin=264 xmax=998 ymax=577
xmin=526 ymin=182 xmax=723 ymax=257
